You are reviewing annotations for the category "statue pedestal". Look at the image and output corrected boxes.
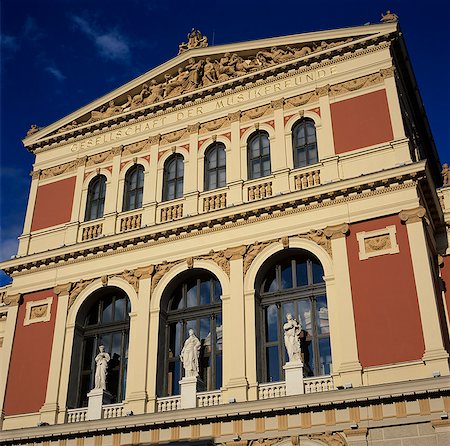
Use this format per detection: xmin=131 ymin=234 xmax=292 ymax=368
xmin=283 ymin=360 xmax=304 ymax=396
xmin=86 ymin=388 xmax=112 ymax=420
xmin=179 ymin=376 xmax=204 ymax=409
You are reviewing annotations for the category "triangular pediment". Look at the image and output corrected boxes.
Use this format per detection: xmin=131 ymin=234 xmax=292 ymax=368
xmin=24 ymin=22 xmax=397 ymax=149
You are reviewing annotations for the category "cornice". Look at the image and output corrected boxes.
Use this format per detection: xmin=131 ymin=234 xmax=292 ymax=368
xmin=2 ymin=169 xmax=421 ymax=277
xmin=28 ymin=38 xmax=391 ymax=154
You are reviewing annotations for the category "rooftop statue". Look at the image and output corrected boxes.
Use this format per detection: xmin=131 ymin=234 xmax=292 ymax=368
xmin=178 ymin=28 xmax=208 ymax=54
xmin=380 ymin=10 xmax=399 ymax=22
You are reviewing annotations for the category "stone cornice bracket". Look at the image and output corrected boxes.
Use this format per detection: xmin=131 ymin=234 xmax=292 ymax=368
xmin=399 ymin=206 xmax=426 ymax=224
xmin=186 ymin=257 xmax=194 ymax=269
xmin=187 ymin=123 xmax=200 ymax=134
xmin=148 ymin=134 xmax=161 ymax=145
xmin=316 ymin=84 xmax=330 ymax=97
xmin=228 ymin=111 xmax=241 ymax=122
xmin=280 ymin=236 xmax=290 ymax=248
xmin=1 ymin=293 xmax=22 ymax=306
xmin=54 ymin=283 xmax=71 ymax=296
xmin=324 ymin=223 xmax=350 ymax=239
xmin=271 ymin=98 xmax=285 ymax=110
xmin=30 ymin=169 xmax=41 ymax=180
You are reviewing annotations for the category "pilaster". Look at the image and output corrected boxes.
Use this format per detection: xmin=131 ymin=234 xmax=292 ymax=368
xmin=325 ymin=223 xmax=362 ymax=387
xmin=316 ymin=85 xmax=335 ymax=159
xmin=142 ymin=135 xmax=160 ymax=226
xmin=227 ymin=111 xmax=244 ymax=206
xmin=102 ymin=146 xmax=122 ymax=235
xmin=222 ymin=246 xmax=248 ymax=402
xmin=124 ymin=271 xmax=152 ymax=415
xmin=400 ymin=207 xmax=450 ymax=373
xmin=382 ymin=67 xmax=406 ymax=140
xmin=0 ymin=300 xmax=20 ymax=429
xmin=146 ymin=304 xmax=160 ymax=413
xmin=39 ymin=284 xmax=71 ymax=424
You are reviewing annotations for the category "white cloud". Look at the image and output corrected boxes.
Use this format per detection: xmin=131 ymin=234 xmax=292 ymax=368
xmin=45 ymin=65 xmax=66 ymax=81
xmin=0 ymin=34 xmax=19 ymax=52
xmin=23 ymin=16 xmax=45 ymax=41
xmin=71 ymin=15 xmax=131 ymax=63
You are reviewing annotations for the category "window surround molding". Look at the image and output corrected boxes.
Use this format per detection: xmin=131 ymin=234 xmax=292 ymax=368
xmin=241 ymin=124 xmax=275 ymax=181
xmin=156 ymin=147 xmax=189 ymax=203
xmin=24 ymin=296 xmax=53 ymax=326
xmin=117 ymin=160 xmax=150 ymax=212
xmin=356 ymin=225 xmax=399 ymax=260
xmin=197 ymin=136 xmax=230 ymax=191
xmin=284 ymin=111 xmax=323 ymax=170
xmin=79 ymin=169 xmax=112 ymax=222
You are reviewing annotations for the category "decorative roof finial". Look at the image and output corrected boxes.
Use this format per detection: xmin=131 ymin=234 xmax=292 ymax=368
xmin=26 ymin=124 xmax=40 ymax=136
xmin=380 ymin=10 xmax=399 ymax=22
xmin=178 ymin=28 xmax=208 ymax=54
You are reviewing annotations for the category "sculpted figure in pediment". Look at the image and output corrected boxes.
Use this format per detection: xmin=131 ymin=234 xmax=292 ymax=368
xmin=202 ymin=57 xmax=218 ymax=86
xmin=288 ymin=45 xmax=312 ymax=58
xmin=178 ymin=28 xmax=208 ymax=54
xmin=143 ymin=80 xmax=165 ymax=105
xmin=87 ymin=100 xmax=122 ymax=123
xmin=58 ymin=121 xmax=78 ymax=133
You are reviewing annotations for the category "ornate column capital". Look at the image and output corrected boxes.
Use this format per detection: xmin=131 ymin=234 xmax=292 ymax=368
xmin=111 ymin=145 xmax=123 ymax=156
xmin=148 ymin=134 xmax=161 ymax=145
xmin=271 ymin=98 xmax=285 ymax=110
xmin=228 ymin=111 xmax=241 ymax=122
xmin=30 ymin=169 xmax=41 ymax=180
xmin=187 ymin=122 xmax=200 ymax=134
xmin=316 ymin=84 xmax=330 ymax=97
xmin=1 ymin=293 xmax=22 ymax=306
xmin=324 ymin=223 xmax=349 ymax=239
xmin=380 ymin=66 xmax=395 ymax=78
xmin=54 ymin=283 xmax=71 ymax=296
xmin=399 ymin=206 xmax=426 ymax=224
xmin=224 ymin=245 xmax=247 ymax=260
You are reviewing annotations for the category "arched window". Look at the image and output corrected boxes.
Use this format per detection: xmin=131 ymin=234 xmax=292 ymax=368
xmin=292 ymin=118 xmax=318 ymax=168
xmin=85 ymin=175 xmax=107 ymax=221
xmin=248 ymin=130 xmax=271 ymax=180
xmin=123 ymin=165 xmax=144 ymax=211
xmin=67 ymin=288 xmax=130 ymax=408
xmin=158 ymin=270 xmax=222 ymax=396
xmin=163 ymin=154 xmax=184 ymax=201
xmin=256 ymin=250 xmax=330 ymax=383
xmin=204 ymin=142 xmax=226 ymax=190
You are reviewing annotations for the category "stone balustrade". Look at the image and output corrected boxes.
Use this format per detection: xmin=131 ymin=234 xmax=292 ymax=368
xmin=248 ymin=181 xmax=273 ymax=201
xmin=120 ymin=213 xmax=142 ymax=232
xmin=294 ymin=169 xmax=321 ymax=190
xmin=82 ymin=223 xmax=103 ymax=241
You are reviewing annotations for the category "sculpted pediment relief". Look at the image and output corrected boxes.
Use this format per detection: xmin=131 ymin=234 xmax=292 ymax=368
xmin=24 ymin=23 xmax=396 ymax=147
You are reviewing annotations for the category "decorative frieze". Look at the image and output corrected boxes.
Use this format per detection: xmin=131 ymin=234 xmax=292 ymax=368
xmin=24 ymin=296 xmax=53 ymax=325
xmin=316 ymin=84 xmax=330 ymax=97
xmin=40 ymin=160 xmax=78 ymax=179
xmin=357 ymin=225 xmax=399 ymax=260
xmin=199 ymin=117 xmax=229 ymax=134
xmin=228 ymin=111 xmax=241 ymax=122
xmin=161 ymin=129 xmax=188 ymax=145
xmin=241 ymin=104 xmax=272 ymax=122
xmin=86 ymin=151 xmax=114 ymax=167
xmin=123 ymin=141 xmax=148 ymax=156
xmin=329 ymin=72 xmax=383 ymax=96
xmin=285 ymin=92 xmax=317 ymax=109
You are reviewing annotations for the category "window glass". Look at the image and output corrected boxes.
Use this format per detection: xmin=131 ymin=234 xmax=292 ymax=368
xmin=293 ymin=119 xmax=318 ymax=169
xmin=316 ymin=295 xmax=329 ymax=334
xmin=102 ymin=297 xmax=113 ymax=323
xmin=163 ymin=155 xmax=184 ymax=201
xmin=248 ymin=131 xmax=271 ymax=179
xmin=123 ymin=165 xmax=144 ymax=211
xmin=281 ymin=261 xmax=293 ymax=289
xmin=266 ymin=304 xmax=278 ymax=342
xmin=85 ymin=175 xmax=106 ymax=221
xmin=266 ymin=346 xmax=280 ymax=382
xmin=296 ymin=261 xmax=308 ymax=287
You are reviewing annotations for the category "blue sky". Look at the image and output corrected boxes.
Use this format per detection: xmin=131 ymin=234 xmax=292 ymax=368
xmin=1 ymin=0 xmax=449 ymax=285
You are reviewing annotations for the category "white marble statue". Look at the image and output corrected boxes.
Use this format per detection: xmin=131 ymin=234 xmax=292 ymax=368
xmin=283 ymin=313 xmax=303 ymax=362
xmin=180 ymin=329 xmax=201 ymax=378
xmin=94 ymin=345 xmax=110 ymax=390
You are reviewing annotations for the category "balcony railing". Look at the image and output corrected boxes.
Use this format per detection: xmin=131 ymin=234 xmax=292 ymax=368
xmin=247 ymin=181 xmax=273 ymax=201
xmin=304 ymin=375 xmax=334 ymax=393
xmin=157 ymin=395 xmax=181 ymax=412
xmin=120 ymin=212 xmax=142 ymax=232
xmin=66 ymin=402 xmax=124 ymax=423
xmin=294 ymin=169 xmax=321 ymax=190
xmin=197 ymin=390 xmax=222 ymax=407
xmin=81 ymin=222 xmax=103 ymax=241
xmin=258 ymin=381 xmax=286 ymax=399
xmin=160 ymin=202 xmax=183 ymax=222
xmin=203 ymin=192 xmax=227 ymax=212
xmin=66 ymin=407 xmax=87 ymax=423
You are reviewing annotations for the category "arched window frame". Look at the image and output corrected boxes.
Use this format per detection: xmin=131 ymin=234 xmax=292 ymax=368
xmin=247 ymin=130 xmax=271 ymax=180
xmin=85 ymin=175 xmax=107 ymax=221
xmin=158 ymin=269 xmax=223 ymax=397
xmin=204 ymin=142 xmax=226 ymax=191
xmin=123 ymin=164 xmax=145 ymax=211
xmin=67 ymin=287 xmax=131 ymax=408
xmin=292 ymin=118 xmax=318 ymax=168
xmin=255 ymin=250 xmax=331 ymax=383
xmin=162 ymin=154 xmax=184 ymax=202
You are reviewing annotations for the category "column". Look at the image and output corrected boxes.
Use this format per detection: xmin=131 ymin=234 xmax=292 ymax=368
xmin=124 ymin=267 xmax=153 ymax=415
xmin=0 ymin=295 xmax=20 ymax=428
xmin=64 ymin=157 xmax=87 ymax=245
xmin=227 ymin=111 xmax=244 ymax=206
xmin=270 ymin=98 xmax=290 ymax=194
xmin=244 ymin=290 xmax=258 ymax=400
xmin=400 ymin=207 xmax=450 ymax=373
xmin=146 ymin=282 xmax=160 ymax=413
xmin=39 ymin=284 xmax=71 ymax=424
xmin=222 ymin=246 xmax=248 ymax=402
xmin=17 ymin=171 xmax=40 ymax=256
xmin=142 ymin=135 xmax=160 ymax=227
xmin=325 ymin=224 xmax=362 ymax=387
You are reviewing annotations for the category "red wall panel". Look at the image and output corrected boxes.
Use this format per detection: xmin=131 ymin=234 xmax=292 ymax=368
xmin=31 ymin=176 xmax=76 ymax=231
xmin=331 ymin=89 xmax=394 ymax=154
xmin=4 ymin=290 xmax=58 ymax=415
xmin=346 ymin=216 xmax=425 ymax=367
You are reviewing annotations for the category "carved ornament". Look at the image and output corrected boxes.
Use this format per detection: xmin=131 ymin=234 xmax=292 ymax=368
xmin=364 ymin=234 xmax=391 ymax=252
xmin=241 ymin=105 xmax=272 ymax=122
xmin=1 ymin=293 xmax=22 ymax=306
xmin=161 ymin=129 xmax=188 ymax=145
xmin=330 ymin=73 xmax=382 ymax=96
xmin=187 ymin=123 xmax=201 ymax=134
xmin=111 ymin=145 xmax=124 ymax=156
xmin=324 ymin=223 xmax=349 ymax=240
xmin=30 ymin=169 xmax=41 ymax=180
xmin=86 ymin=151 xmax=114 ymax=167
xmin=310 ymin=432 xmax=347 ymax=446
xmin=68 ymin=279 xmax=94 ymax=309
xmin=316 ymin=84 xmax=330 ymax=97
xmin=151 ymin=261 xmax=177 ymax=291
xmin=249 ymin=439 xmax=282 ymax=446
xmin=271 ymin=98 xmax=285 ymax=110
xmin=200 ymin=117 xmax=229 ymax=134
xmin=243 ymin=242 xmax=270 ymax=274
xmin=228 ymin=111 xmax=241 ymax=122
xmin=280 ymin=236 xmax=290 ymax=248
xmin=30 ymin=304 xmax=48 ymax=319
xmin=224 ymin=245 xmax=247 ymax=260
xmin=40 ymin=161 xmax=78 ymax=179
xmin=123 ymin=141 xmax=148 ymax=156
xmin=442 ymin=163 xmax=450 ymax=186
xmin=285 ymin=92 xmax=317 ymax=109
xmin=380 ymin=10 xmax=398 ymax=22
xmin=53 ymin=283 xmax=71 ymax=296
xmin=203 ymin=250 xmax=230 ymax=276
xmin=380 ymin=66 xmax=395 ymax=78
xmin=300 ymin=230 xmax=332 ymax=256
xmin=399 ymin=206 xmax=426 ymax=224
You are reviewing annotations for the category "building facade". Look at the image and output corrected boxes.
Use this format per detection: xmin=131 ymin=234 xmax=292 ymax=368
xmin=1 ymin=16 xmax=450 ymax=446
